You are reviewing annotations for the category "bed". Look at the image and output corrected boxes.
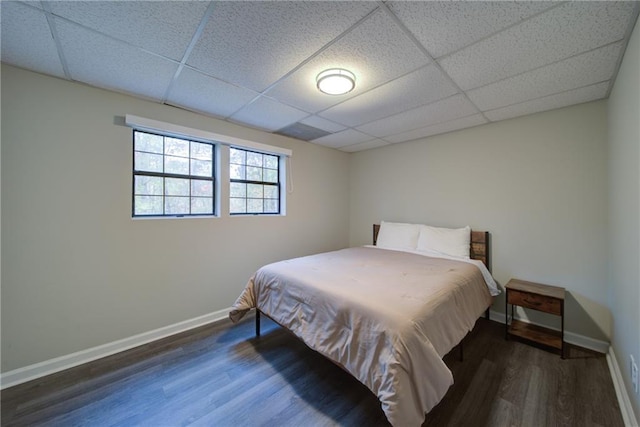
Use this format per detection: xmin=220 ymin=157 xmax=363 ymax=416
xmin=229 ymin=223 xmax=499 ymax=426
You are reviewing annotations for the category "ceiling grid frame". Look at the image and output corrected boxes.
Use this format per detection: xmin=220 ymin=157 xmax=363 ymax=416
xmin=39 ymin=1 xmax=71 ymax=80
xmin=1 ymin=0 xmax=637 ymax=152
xmin=225 ymin=3 xmax=383 ymax=122
xmin=431 ymin=1 xmax=567 ymax=63
xmin=376 ymin=1 xmax=491 ymax=125
xmin=161 ymin=1 xmax=219 ymax=104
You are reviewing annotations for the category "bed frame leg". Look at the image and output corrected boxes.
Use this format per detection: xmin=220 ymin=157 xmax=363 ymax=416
xmin=255 ymin=309 xmax=261 ymax=337
xmin=485 ymin=308 xmax=490 ymax=320
xmin=459 ymin=341 xmax=464 ymax=362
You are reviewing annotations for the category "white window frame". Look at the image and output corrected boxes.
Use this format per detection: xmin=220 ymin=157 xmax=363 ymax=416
xmin=125 ymin=115 xmax=291 ymax=218
xmin=132 ymin=130 xmax=217 ymax=217
xmin=229 ymin=147 xmax=282 ymax=215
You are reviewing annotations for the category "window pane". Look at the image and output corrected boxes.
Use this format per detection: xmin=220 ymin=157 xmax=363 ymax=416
xmin=246 ymin=166 xmax=262 ymax=181
xmin=165 ymin=178 xmax=189 ymax=196
xmin=263 ymin=185 xmax=278 ymax=199
xmin=246 ymin=152 xmax=262 ymax=166
xmin=165 ymin=137 xmax=189 ymax=157
xmin=230 ymin=164 xmax=245 ymax=180
xmin=165 ymin=196 xmax=189 ymax=215
xmin=135 ymin=175 xmax=163 ymax=195
xmin=191 ymin=142 xmax=212 ymax=160
xmin=247 ymin=184 xmax=263 ymax=198
xmin=135 ymin=152 xmax=163 ymax=173
xmin=191 ymin=159 xmax=212 ymax=177
xmin=230 ymin=182 xmax=246 ymax=197
xmin=165 ymin=155 xmax=189 ymax=175
xmin=247 ymin=199 xmax=263 ymax=213
xmin=191 ymin=197 xmax=213 ymax=214
xmin=264 ymin=199 xmax=278 ymax=213
xmin=191 ymin=179 xmax=212 ymax=197
xmin=230 ymin=148 xmax=245 ymax=165
xmin=230 ymin=198 xmax=246 ymax=214
xmin=135 ymin=132 xmax=163 ymax=154
xmin=134 ymin=195 xmax=163 ymax=215
xmin=133 ymin=130 xmax=217 ymax=217
xmin=264 ymin=155 xmax=278 ymax=169
xmin=227 ymin=147 xmax=280 ymax=216
xmin=264 ymin=169 xmax=278 ymax=183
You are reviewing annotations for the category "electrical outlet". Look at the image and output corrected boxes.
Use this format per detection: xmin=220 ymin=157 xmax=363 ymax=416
xmin=632 ymin=355 xmax=639 ymax=394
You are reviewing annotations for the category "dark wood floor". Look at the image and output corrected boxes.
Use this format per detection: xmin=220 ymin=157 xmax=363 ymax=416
xmin=1 ymin=314 xmax=623 ymax=427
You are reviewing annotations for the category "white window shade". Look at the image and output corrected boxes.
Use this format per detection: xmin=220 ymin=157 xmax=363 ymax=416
xmin=125 ymin=114 xmax=292 ymax=158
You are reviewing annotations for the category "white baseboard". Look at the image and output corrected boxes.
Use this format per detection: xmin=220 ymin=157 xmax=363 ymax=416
xmin=0 ymin=307 xmax=232 ymax=390
xmin=489 ymin=310 xmax=610 ymax=354
xmin=607 ymin=347 xmax=639 ymax=427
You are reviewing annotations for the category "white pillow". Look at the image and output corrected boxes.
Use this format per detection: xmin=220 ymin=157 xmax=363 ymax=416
xmin=417 ymin=225 xmax=471 ymax=259
xmin=376 ymin=221 xmax=420 ymax=251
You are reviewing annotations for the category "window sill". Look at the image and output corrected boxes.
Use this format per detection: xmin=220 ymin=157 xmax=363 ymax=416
xmin=132 ymin=215 xmax=219 ymax=220
xmin=229 ymin=213 xmax=285 ymax=217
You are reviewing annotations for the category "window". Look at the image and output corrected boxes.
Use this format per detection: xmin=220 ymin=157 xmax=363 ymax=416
xmin=126 ymin=114 xmax=290 ymax=218
xmin=133 ymin=130 xmax=215 ymax=217
xmin=229 ymin=147 xmax=280 ymax=215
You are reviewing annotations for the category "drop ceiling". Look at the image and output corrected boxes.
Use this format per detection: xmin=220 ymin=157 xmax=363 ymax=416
xmin=1 ymin=1 xmax=638 ymax=152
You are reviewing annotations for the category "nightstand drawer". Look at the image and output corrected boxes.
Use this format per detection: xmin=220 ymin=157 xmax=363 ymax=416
xmin=507 ymin=289 xmax=562 ymax=315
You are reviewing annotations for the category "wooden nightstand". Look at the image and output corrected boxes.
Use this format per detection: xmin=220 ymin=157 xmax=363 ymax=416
xmin=505 ymin=278 xmax=566 ymax=358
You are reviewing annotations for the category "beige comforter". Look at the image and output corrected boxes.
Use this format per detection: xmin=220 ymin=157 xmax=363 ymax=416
xmin=229 ymin=246 xmax=492 ymax=426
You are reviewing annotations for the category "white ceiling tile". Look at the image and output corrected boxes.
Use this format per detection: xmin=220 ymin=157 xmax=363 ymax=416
xmin=187 ymin=2 xmax=377 ymax=92
xmin=384 ymin=114 xmax=488 ymax=144
xmin=468 ymin=42 xmax=623 ymax=111
xmin=356 ymin=95 xmax=478 ymax=138
xmin=0 ymin=2 xmax=65 ymax=78
xmin=48 ymin=1 xmax=209 ymax=61
xmin=55 ymin=19 xmax=179 ymax=101
xmin=319 ymin=65 xmax=457 ymax=127
xmin=439 ymin=1 xmax=635 ymax=90
xmin=389 ymin=1 xmax=555 ymax=58
xmin=229 ymin=97 xmax=309 ymax=132
xmin=299 ymin=115 xmax=347 ymax=133
xmin=485 ymin=82 xmax=610 ymax=122
xmin=266 ymin=9 xmax=429 ymax=113
xmin=1 ymin=1 xmax=636 ymax=149
xmin=340 ymin=139 xmax=390 ymax=153
xmin=166 ymin=68 xmax=259 ymax=119
xmin=311 ymin=129 xmax=374 ymax=149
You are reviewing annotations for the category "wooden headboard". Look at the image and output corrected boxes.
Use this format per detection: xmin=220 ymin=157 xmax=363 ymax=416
xmin=372 ymin=224 xmax=491 ymax=271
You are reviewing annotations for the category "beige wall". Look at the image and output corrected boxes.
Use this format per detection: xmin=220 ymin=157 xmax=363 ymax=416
xmin=2 ymin=42 xmax=636 ymax=413
xmin=607 ymin=15 xmax=640 ymax=418
xmin=1 ymin=65 xmax=350 ymax=372
xmin=349 ymin=100 xmax=610 ymax=341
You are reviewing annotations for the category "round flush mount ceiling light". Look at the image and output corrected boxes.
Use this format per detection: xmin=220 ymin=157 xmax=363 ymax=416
xmin=316 ymin=68 xmax=356 ymax=95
